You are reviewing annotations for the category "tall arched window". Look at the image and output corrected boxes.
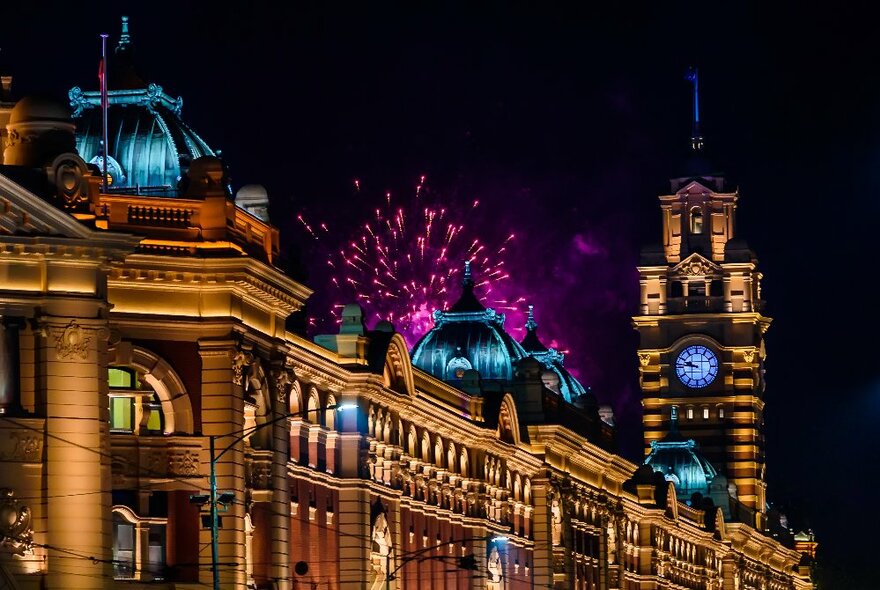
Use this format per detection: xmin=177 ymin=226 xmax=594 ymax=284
xmin=325 ymin=394 xmax=337 ymax=430
xmin=690 ymin=206 xmax=703 ymax=234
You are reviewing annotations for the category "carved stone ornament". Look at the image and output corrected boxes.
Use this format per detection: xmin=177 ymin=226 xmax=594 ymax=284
xmin=0 ymin=431 xmax=43 ymax=462
xmin=50 ymin=154 xmax=91 ymax=210
xmin=683 ymin=258 xmax=712 ymax=277
xmin=232 ymin=347 xmax=255 ymax=386
xmin=55 ymin=320 xmax=91 ymax=360
xmin=270 ymin=366 xmax=294 ymax=405
xmin=742 ymin=349 xmax=756 ymax=364
xmin=637 ymin=352 xmax=651 ymax=367
xmin=168 ymin=450 xmax=200 ymax=477
xmin=0 ymin=489 xmax=33 ymax=555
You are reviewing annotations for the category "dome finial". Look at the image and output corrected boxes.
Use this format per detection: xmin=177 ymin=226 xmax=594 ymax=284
xmin=525 ymin=304 xmax=537 ymax=332
xmin=685 ymin=67 xmax=704 ymax=152
xmin=462 ymin=260 xmax=473 ymax=288
xmin=117 ymin=16 xmax=132 ymax=51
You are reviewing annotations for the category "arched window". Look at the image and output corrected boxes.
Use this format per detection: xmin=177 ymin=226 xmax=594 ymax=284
xmin=407 ymin=426 xmax=417 ymax=456
xmin=690 ymin=206 xmax=703 ymax=234
xmin=307 ymin=389 xmax=320 ymax=424
xmin=447 ymin=443 xmax=457 ymax=474
xmin=421 ymin=433 xmax=431 ymax=463
xmin=325 ymin=394 xmax=337 ymax=430
xmin=460 ymin=449 xmax=469 ymax=478
xmin=434 ymin=437 xmax=444 ymax=468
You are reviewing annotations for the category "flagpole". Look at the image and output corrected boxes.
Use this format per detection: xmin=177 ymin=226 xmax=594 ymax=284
xmin=100 ymin=33 xmax=109 ymax=193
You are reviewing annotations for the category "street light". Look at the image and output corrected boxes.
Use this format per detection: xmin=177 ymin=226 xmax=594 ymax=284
xmin=191 ymin=402 xmax=356 ymax=590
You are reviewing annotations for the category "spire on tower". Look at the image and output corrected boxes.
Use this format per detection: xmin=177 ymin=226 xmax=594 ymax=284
xmin=685 ymin=67 xmax=704 ymax=151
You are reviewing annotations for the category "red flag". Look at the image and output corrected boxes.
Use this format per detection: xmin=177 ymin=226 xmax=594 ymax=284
xmin=98 ymin=57 xmax=104 ymax=83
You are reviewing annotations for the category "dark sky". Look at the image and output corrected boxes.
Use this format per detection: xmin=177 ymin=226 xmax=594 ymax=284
xmin=3 ymin=2 xmax=876 ymax=587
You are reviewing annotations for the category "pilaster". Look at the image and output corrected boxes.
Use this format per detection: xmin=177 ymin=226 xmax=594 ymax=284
xmin=198 ymin=338 xmax=246 ymax=590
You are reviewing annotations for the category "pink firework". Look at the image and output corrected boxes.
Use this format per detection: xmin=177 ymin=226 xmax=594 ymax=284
xmin=298 ymin=177 xmax=518 ymax=345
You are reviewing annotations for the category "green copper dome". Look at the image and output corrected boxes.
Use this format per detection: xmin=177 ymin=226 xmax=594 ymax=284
xmin=645 ymin=407 xmax=718 ymax=500
xmin=68 ymin=17 xmax=215 ymax=195
xmin=411 ymin=263 xmax=528 ymax=383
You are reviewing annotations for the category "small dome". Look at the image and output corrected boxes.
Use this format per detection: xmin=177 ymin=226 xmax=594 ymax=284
xmin=9 ymin=95 xmax=72 ymax=125
xmin=645 ymin=408 xmax=718 ymax=499
xmin=236 ymin=184 xmax=268 ymax=203
xmin=235 ymin=184 xmax=270 ymax=222
xmin=519 ymin=305 xmax=587 ymax=402
xmin=411 ymin=263 xmax=527 ymax=382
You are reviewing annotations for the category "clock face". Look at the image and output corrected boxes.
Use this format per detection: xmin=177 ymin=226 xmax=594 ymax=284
xmin=675 ymin=345 xmax=718 ymax=388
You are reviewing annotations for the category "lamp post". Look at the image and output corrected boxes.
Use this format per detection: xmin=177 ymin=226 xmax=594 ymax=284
xmin=193 ymin=402 xmax=357 ymax=590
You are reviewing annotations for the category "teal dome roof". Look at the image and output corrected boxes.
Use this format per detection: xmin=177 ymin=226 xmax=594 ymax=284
xmin=645 ymin=407 xmax=718 ymax=499
xmin=519 ymin=305 xmax=587 ymax=403
xmin=67 ymin=17 xmax=215 ymax=195
xmin=411 ymin=263 xmax=528 ymax=382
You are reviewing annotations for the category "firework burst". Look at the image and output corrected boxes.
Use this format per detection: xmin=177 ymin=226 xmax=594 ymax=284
xmin=297 ymin=177 xmax=520 ymax=345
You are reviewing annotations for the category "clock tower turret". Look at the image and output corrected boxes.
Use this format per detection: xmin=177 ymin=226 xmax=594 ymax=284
xmin=633 ymin=73 xmax=769 ymax=526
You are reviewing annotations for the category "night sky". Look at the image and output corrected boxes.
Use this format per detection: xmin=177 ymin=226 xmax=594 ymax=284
xmin=3 ymin=2 xmax=876 ymax=587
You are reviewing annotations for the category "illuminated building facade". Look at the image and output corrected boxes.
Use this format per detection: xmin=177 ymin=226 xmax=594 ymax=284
xmin=0 ymin=18 xmax=813 ymax=590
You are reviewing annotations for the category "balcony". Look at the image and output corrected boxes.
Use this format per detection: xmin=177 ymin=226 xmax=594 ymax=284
xmin=665 ymin=296 xmax=724 ymax=314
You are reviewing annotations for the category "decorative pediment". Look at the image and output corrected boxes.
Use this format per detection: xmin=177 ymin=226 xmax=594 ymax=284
xmin=383 ymin=333 xmax=415 ymax=397
xmin=672 ymin=252 xmax=720 ymax=278
xmin=677 ymin=179 xmax=718 ymax=197
xmin=0 ymin=172 xmax=95 ymax=239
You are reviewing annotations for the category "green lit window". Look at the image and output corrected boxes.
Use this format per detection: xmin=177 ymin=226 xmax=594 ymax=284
xmin=110 ymin=397 xmax=134 ymax=432
xmin=145 ymin=395 xmax=164 ymax=433
xmin=109 ymin=367 xmax=139 ymax=389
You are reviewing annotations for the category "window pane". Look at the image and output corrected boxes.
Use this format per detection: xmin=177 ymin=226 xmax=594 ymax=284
xmin=108 ymin=368 xmax=132 ymax=388
xmin=110 ymin=397 xmax=133 ymax=432
xmin=113 ymin=518 xmax=135 ymax=578
xmin=146 ymin=401 xmax=163 ymax=433
xmin=147 ymin=525 xmax=166 ymax=579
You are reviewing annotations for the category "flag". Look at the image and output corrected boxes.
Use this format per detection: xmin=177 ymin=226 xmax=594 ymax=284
xmin=98 ymin=57 xmax=104 ymax=84
xmin=685 ymin=67 xmax=698 ymax=83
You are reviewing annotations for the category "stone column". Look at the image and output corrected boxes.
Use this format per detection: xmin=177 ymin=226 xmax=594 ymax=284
xmin=198 ymin=339 xmax=246 ymax=589
xmin=269 ymin=365 xmax=291 ymax=590
xmin=41 ymin=317 xmax=113 ymax=590
xmin=529 ymin=477 xmax=554 ymax=590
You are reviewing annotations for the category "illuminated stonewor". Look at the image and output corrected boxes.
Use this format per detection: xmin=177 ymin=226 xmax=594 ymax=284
xmin=0 ymin=21 xmax=814 ymax=590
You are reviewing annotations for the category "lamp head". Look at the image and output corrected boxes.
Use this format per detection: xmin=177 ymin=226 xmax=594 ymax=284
xmin=189 ymin=494 xmax=209 ymax=506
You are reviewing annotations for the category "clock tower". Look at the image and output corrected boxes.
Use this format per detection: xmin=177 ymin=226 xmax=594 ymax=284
xmin=633 ymin=72 xmax=769 ymax=524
